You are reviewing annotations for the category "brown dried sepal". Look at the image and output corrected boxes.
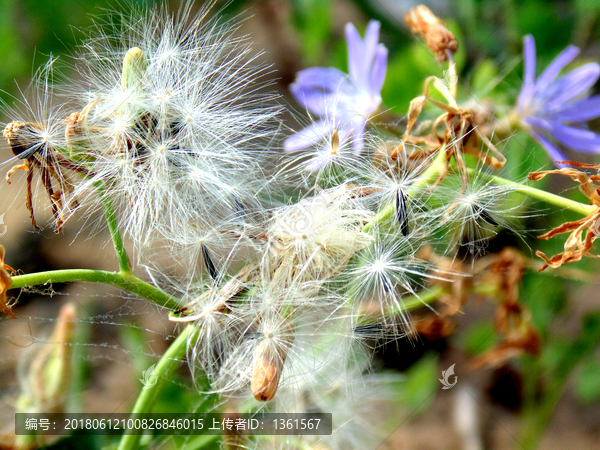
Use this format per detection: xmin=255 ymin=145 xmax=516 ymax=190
xmin=0 ymin=245 xmax=15 ymax=318
xmin=471 ymin=313 xmax=540 ymax=369
xmin=474 ymin=247 xmax=525 ymax=304
xmin=391 ymin=77 xmax=506 ymax=189
xmin=405 ymin=5 xmax=458 ymax=62
xmin=528 ymin=162 xmax=600 ymax=271
xmin=3 ymin=120 xmax=88 ymax=232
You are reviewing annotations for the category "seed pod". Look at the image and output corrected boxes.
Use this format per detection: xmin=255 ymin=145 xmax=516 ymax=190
xmin=3 ymin=121 xmax=42 ymax=159
xmin=201 ymin=243 xmax=219 ymax=282
xmin=250 ymin=321 xmax=294 ymax=402
xmin=474 ymin=205 xmax=499 ymax=227
xmin=250 ymin=343 xmax=284 ymax=402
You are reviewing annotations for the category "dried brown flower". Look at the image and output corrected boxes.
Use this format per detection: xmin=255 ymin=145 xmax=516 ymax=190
xmin=4 ymin=121 xmax=84 ymax=232
xmin=528 ymin=161 xmax=600 ymax=271
xmin=391 ymin=77 xmax=505 ymax=188
xmin=405 ymin=5 xmax=458 ymax=62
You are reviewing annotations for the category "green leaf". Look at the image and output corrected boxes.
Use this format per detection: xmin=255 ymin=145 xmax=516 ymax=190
xmin=395 ymin=353 xmax=439 ymax=411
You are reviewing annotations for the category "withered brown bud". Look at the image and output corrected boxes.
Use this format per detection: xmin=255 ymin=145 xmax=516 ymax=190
xmin=250 ymin=348 xmax=283 ymax=402
xmin=3 ymin=121 xmax=41 ymax=159
xmin=0 ymin=245 xmax=15 ymax=318
xmin=405 ymin=5 xmax=458 ymax=62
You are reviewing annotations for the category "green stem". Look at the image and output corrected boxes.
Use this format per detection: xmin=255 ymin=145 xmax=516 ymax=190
xmin=402 ymin=285 xmax=445 ymax=311
xmin=10 ymin=269 xmax=180 ymax=311
xmin=117 ymin=324 xmax=197 ymax=450
xmin=465 ymin=168 xmax=597 ymax=216
xmin=96 ymin=181 xmax=132 ymax=274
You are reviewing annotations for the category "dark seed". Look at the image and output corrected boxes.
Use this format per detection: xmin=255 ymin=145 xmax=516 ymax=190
xmin=201 ymin=243 xmax=219 ymax=282
xmin=395 ymin=190 xmax=409 ymax=236
xmin=475 ymin=205 xmax=498 ymax=226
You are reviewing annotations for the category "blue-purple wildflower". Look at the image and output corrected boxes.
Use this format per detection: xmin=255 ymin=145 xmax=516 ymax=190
xmin=518 ymin=34 xmax=600 ymax=164
xmin=285 ymin=20 xmax=388 ymax=159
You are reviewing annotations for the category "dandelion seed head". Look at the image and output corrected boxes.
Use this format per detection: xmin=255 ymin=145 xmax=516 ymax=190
xmin=63 ymin=0 xmax=281 ymax=247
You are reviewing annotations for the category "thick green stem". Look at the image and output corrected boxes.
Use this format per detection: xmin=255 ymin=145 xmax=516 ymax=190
xmin=465 ymin=168 xmax=597 ymax=216
xmin=96 ymin=182 xmax=132 ymax=274
xmin=11 ymin=269 xmax=180 ymax=311
xmin=117 ymin=324 xmax=197 ymax=450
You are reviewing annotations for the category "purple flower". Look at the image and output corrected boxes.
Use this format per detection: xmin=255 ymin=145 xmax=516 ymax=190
xmin=518 ymin=34 xmax=600 ymax=164
xmin=285 ymin=20 xmax=388 ymax=156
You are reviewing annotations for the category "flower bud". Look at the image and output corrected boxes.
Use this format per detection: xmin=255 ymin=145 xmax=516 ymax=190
xmin=17 ymin=302 xmax=77 ymax=413
xmin=122 ymin=47 xmax=147 ymax=90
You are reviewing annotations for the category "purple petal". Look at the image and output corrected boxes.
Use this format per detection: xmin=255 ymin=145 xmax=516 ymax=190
xmin=345 ymin=23 xmax=364 ymax=87
xmin=346 ymin=21 xmax=382 ymax=88
xmin=544 ymin=63 xmax=600 ymax=109
xmin=518 ymin=35 xmax=537 ymax=111
xmin=536 ymin=44 xmax=579 ymax=89
xmin=369 ymin=45 xmax=388 ymax=93
xmin=361 ymin=21 xmax=381 ymax=81
xmin=548 ymin=96 xmax=600 ymax=122
xmin=528 ymin=129 xmax=568 ymax=165
xmin=290 ymin=68 xmax=348 ymax=115
xmin=548 ymin=123 xmax=600 ymax=153
xmin=284 ymin=119 xmax=335 ymax=152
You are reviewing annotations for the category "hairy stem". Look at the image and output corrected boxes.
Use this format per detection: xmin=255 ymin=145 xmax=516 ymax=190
xmin=11 ymin=269 xmax=180 ymax=311
xmin=96 ymin=181 xmax=132 ymax=274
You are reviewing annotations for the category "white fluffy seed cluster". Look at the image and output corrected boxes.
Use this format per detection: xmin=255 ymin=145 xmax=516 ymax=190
xmin=1 ymin=2 xmax=520 ymax=445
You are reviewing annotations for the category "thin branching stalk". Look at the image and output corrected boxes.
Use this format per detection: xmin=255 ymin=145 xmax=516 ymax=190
xmin=96 ymin=181 xmax=132 ymax=274
xmin=465 ymin=167 xmax=597 ymax=216
xmin=11 ymin=269 xmax=180 ymax=311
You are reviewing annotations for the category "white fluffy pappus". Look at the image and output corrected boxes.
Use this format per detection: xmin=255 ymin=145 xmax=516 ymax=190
xmin=431 ymin=164 xmax=526 ymax=257
xmin=340 ymin=229 xmax=448 ymax=333
xmin=265 ymin=185 xmax=374 ymax=289
xmin=63 ymin=0 xmax=281 ymax=247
